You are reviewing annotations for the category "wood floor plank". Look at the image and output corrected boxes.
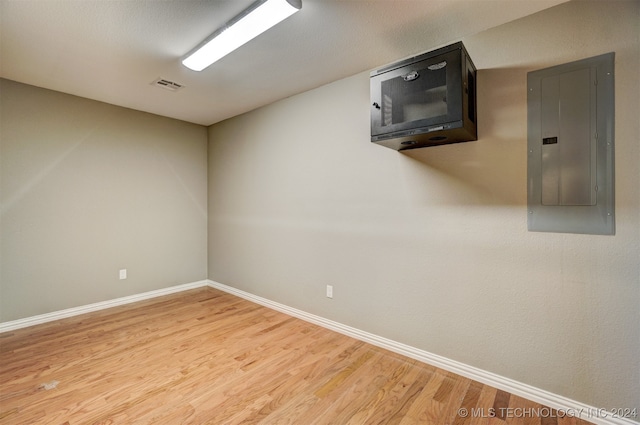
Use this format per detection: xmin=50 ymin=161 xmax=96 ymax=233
xmin=346 ymin=360 xmax=433 ymax=425
xmin=452 ymin=380 xmax=484 ymax=425
xmin=300 ymin=351 xmax=389 ymax=423
xmin=313 ymin=352 xmax=415 ymax=424
xmin=401 ymin=368 xmax=448 ymax=422
xmin=0 ymin=288 xmax=598 ymax=425
xmin=494 ymin=388 xmax=513 ymax=420
xmin=436 ymin=373 xmax=472 ymax=425
xmin=468 ymin=383 xmax=498 ymax=425
xmin=506 ymin=394 xmax=541 ymax=425
xmin=249 ymin=342 xmax=373 ymax=424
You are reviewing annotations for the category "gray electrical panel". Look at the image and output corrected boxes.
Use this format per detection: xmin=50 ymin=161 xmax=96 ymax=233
xmin=527 ymin=53 xmax=615 ymax=235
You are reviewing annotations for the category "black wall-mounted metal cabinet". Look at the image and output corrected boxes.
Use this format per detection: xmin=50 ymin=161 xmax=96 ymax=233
xmin=370 ymin=42 xmax=477 ymax=151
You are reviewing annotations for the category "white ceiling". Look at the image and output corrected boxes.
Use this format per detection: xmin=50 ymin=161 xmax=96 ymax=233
xmin=0 ymin=0 xmax=568 ymax=126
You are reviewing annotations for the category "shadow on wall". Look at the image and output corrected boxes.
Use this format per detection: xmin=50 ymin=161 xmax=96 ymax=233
xmin=395 ymin=67 xmax=531 ymax=208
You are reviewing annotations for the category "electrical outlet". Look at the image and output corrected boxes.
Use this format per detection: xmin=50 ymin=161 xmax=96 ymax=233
xmin=119 ymin=269 xmax=127 ymax=280
xmin=326 ymin=285 xmax=333 ymax=299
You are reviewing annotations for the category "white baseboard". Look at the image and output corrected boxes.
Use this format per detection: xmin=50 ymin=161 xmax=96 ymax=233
xmin=207 ymin=279 xmax=638 ymax=425
xmin=0 ymin=280 xmax=209 ymax=333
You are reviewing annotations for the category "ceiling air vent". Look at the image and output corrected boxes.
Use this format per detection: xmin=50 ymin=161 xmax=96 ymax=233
xmin=151 ymin=78 xmax=185 ymax=92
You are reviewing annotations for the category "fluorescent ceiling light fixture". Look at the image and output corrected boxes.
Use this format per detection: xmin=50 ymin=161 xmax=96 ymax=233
xmin=182 ymin=0 xmax=302 ymax=71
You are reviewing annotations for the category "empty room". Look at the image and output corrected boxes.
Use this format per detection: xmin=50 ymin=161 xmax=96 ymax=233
xmin=1 ymin=0 xmax=638 ymax=424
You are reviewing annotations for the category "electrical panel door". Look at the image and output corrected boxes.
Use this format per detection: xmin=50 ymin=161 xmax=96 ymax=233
xmin=527 ymin=53 xmax=614 ymax=235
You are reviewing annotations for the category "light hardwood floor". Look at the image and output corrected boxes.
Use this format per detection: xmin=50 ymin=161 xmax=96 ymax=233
xmin=1 ymin=288 xmax=594 ymax=424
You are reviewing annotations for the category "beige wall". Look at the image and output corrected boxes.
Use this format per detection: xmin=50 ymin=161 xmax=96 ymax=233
xmin=208 ymin=0 xmax=639 ymax=412
xmin=0 ymin=79 xmax=208 ymax=322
